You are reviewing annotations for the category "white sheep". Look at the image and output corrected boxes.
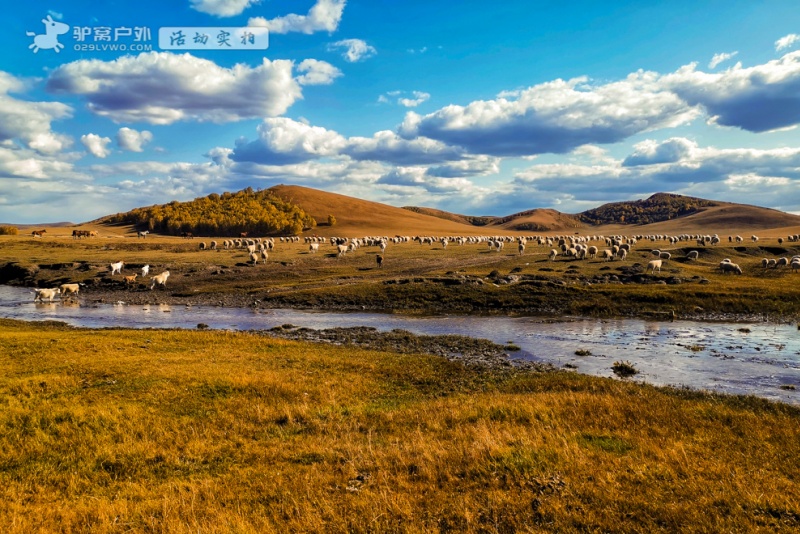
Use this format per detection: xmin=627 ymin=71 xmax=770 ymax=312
xmin=33 ymin=288 xmax=60 ymax=302
xmin=59 ymin=283 xmax=80 ymax=299
xmin=720 ymin=262 xmax=742 ymax=275
xmin=602 ymin=249 xmax=614 ymax=261
xmin=309 ymin=243 xmax=319 ymax=253
xmin=518 ymin=242 xmax=525 ymax=256
xmin=791 ymin=260 xmax=800 ymax=273
xmin=337 ymin=244 xmax=348 ymax=257
xmin=110 ymin=261 xmax=124 ymax=275
xmin=150 ymin=271 xmax=170 ymax=289
xmin=549 ymin=249 xmax=558 ymax=261
xmin=659 ymin=252 xmax=672 ymax=261
xmin=647 ymin=259 xmax=662 ymax=273
xmin=686 ymin=251 xmax=699 ymax=261
xmin=250 ymin=252 xmax=259 ymax=265
xmin=260 ymin=250 xmax=268 ymax=264
xmin=587 ymin=246 xmax=598 ymax=259
xmin=141 ymin=264 xmax=150 ymax=277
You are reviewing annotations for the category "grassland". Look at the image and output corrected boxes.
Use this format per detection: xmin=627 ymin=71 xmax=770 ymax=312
xmin=1 ymin=318 xmax=798 ymax=533
xmin=2 ymin=230 xmax=799 ymax=320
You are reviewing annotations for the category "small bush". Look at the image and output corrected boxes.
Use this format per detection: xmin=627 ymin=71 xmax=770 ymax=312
xmin=575 ymin=349 xmax=592 ymax=356
xmin=0 ymin=226 xmax=18 ymax=235
xmin=612 ymin=360 xmax=638 ymax=378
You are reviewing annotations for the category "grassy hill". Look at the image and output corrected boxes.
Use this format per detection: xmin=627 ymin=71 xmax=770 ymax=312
xmin=268 ymin=184 xmax=487 ymax=235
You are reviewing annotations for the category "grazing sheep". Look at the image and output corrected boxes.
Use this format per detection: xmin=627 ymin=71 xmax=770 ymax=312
xmin=587 ymin=246 xmax=598 ymax=259
xmin=59 ymin=283 xmax=80 ymax=299
xmin=309 ymin=243 xmax=319 ymax=253
xmin=603 ymin=249 xmax=614 ymax=261
xmin=376 ymin=254 xmax=384 ymax=268
xmin=150 ymin=271 xmax=170 ymax=289
xmin=199 ymin=242 xmax=207 ymax=250
xmin=791 ymin=260 xmax=800 ymax=273
xmin=768 ymin=259 xmax=777 ymax=268
xmin=210 ymin=241 xmax=217 ymax=250
xmin=647 ymin=259 xmax=662 ymax=273
xmin=249 ymin=252 xmax=259 ymax=265
xmin=337 ymin=244 xmax=348 ymax=257
xmin=124 ymin=274 xmax=138 ymax=287
xmin=751 ymin=235 xmax=759 ymax=243
xmin=142 ymin=264 xmax=150 ymax=277
xmin=659 ymin=252 xmax=672 ymax=261
xmin=260 ymin=250 xmax=268 ymax=264
xmin=761 ymin=258 xmax=769 ymax=268
xmin=518 ymin=242 xmax=525 ymax=256
xmin=33 ymin=288 xmax=60 ymax=302
xmin=686 ymin=250 xmax=699 ymax=261
xmin=651 ymin=249 xmax=661 ymax=257
xmin=618 ymin=249 xmax=628 ymax=261
xmin=720 ymin=262 xmax=743 ymax=275
xmin=549 ymin=249 xmax=558 ymax=261
xmin=110 ymin=261 xmax=124 ymax=275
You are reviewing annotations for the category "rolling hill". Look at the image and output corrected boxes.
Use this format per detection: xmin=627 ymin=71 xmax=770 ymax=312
xmin=78 ymin=186 xmax=800 ymax=237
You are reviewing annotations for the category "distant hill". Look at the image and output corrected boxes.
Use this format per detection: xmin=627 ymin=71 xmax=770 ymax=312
xmin=577 ymin=193 xmax=719 ymax=225
xmin=402 ymin=207 xmax=494 ymax=226
xmin=488 ymin=208 xmax=584 ymax=232
xmin=100 ymin=187 xmax=316 ymax=236
xmin=268 ymin=184 xmax=486 ymax=235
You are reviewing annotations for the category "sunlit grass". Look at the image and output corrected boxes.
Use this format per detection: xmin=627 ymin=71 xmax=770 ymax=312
xmin=1 ymin=319 xmax=798 ymax=532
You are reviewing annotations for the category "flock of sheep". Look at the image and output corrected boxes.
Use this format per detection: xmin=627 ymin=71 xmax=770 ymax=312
xmin=28 ymin=230 xmax=800 ymax=303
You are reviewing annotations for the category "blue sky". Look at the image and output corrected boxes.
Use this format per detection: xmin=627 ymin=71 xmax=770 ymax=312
xmin=3 ymin=0 xmax=800 ymax=223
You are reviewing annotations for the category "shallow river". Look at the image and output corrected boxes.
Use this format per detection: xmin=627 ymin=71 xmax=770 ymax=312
xmin=3 ymin=286 xmax=799 ymax=405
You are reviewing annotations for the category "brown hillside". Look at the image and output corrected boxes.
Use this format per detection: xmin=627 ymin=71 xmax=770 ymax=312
xmin=268 ymin=185 xmax=485 ymax=235
xmin=611 ymin=203 xmax=800 ymax=234
xmin=402 ymin=207 xmax=494 ymax=227
xmin=489 ymin=208 xmax=585 ymax=232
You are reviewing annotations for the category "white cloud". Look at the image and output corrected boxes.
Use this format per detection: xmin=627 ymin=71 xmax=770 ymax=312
xmin=775 ymin=34 xmax=800 ymax=51
xmin=328 ymin=39 xmax=377 ymax=62
xmin=248 ymin=0 xmax=345 ymax=35
xmin=46 ymin=52 xmax=304 ymax=124
xmin=231 ymin=117 xmax=347 ymax=165
xmin=401 ymin=73 xmax=698 ymax=157
xmin=80 ymin=134 xmax=112 ymax=158
xmin=709 ymin=51 xmax=738 ymax=69
xmin=378 ymin=90 xmax=430 ymax=108
xmin=398 ymin=91 xmax=430 ymax=108
xmin=0 ymin=71 xmax=73 ymax=154
xmin=117 ymin=127 xmax=153 ymax=152
xmin=230 ymin=118 xmax=471 ymax=167
xmin=295 ymin=59 xmax=342 ymax=86
xmin=663 ymin=51 xmax=800 ymax=132
xmin=190 ymin=0 xmax=259 ymax=17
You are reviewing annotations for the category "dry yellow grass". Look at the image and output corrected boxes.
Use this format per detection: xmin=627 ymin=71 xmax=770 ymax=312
xmin=1 ymin=319 xmax=798 ymax=533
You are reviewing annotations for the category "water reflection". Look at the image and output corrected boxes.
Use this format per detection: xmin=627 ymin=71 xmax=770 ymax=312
xmin=1 ymin=285 xmax=798 ymax=404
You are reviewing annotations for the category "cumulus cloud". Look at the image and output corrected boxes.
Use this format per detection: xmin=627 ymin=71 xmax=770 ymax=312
xmin=376 ymin=166 xmax=489 ymax=196
xmin=80 ymin=134 xmax=112 ymax=158
xmin=664 ymin=51 xmax=800 ymax=132
xmin=709 ymin=51 xmax=738 ymax=69
xmin=775 ymin=34 xmax=800 ymax=51
xmin=0 ymin=71 xmax=73 ymax=154
xmin=295 ymin=59 xmax=342 ymax=86
xmin=328 ymin=39 xmax=377 ymax=62
xmin=248 ymin=0 xmax=345 ymax=35
xmin=46 ymin=52 xmax=303 ymax=124
xmin=231 ymin=117 xmax=347 ymax=165
xmin=229 ymin=117 xmax=472 ymax=167
xmin=400 ymin=73 xmax=699 ymax=157
xmin=622 ymin=137 xmax=697 ymax=166
xmin=117 ymin=127 xmax=153 ymax=152
xmin=190 ymin=0 xmax=259 ymax=17
xmin=343 ymin=130 xmax=465 ymax=165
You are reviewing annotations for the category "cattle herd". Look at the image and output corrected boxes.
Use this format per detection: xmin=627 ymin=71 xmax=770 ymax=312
xmin=23 ymin=230 xmax=800 ymax=303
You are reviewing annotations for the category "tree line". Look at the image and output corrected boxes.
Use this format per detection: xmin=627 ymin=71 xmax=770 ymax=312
xmin=106 ymin=188 xmax=317 ymax=236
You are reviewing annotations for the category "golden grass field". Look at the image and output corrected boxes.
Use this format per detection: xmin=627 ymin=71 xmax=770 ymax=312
xmin=2 ymin=187 xmax=800 ymax=532
xmin=1 ymin=318 xmax=798 ymax=533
